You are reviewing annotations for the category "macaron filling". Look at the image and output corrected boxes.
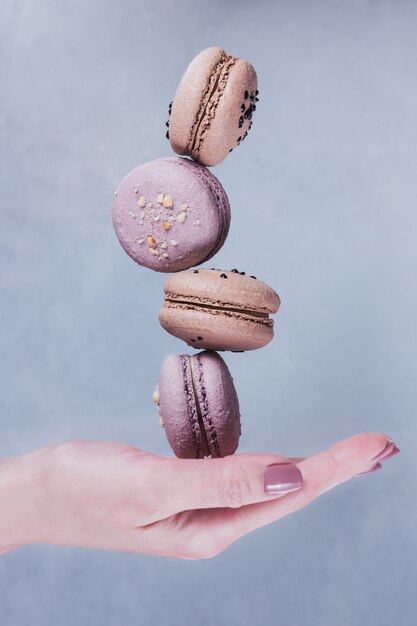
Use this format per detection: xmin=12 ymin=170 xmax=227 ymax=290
xmin=178 ymin=355 xmax=204 ymax=457
xmin=164 ymin=295 xmax=274 ymax=325
xmin=188 ymin=356 xmax=214 ymax=458
xmin=189 ymin=52 xmax=237 ymax=158
xmin=193 ymin=353 xmax=224 ymax=457
xmin=178 ymin=354 xmax=221 ymax=458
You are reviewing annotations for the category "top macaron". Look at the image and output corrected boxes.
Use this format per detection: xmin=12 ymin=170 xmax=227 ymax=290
xmin=167 ymin=47 xmax=258 ymax=167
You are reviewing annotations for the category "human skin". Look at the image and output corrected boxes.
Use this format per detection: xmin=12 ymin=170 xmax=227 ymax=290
xmin=0 ymin=432 xmax=399 ymax=559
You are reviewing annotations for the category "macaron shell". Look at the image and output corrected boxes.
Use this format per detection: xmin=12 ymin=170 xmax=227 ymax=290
xmin=169 ymin=47 xmax=226 ymax=157
xmin=163 ymin=269 xmax=281 ymax=314
xmin=112 ymin=158 xmax=230 ymax=272
xmin=159 ymin=354 xmax=204 ymax=459
xmin=175 ymin=159 xmax=231 ymax=262
xmin=159 ymin=305 xmax=274 ymax=351
xmin=193 ymin=60 xmax=258 ymax=167
xmin=190 ymin=351 xmax=241 ymax=457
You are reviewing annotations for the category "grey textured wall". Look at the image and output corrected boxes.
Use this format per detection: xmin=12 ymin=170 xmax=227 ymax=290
xmin=1 ymin=1 xmax=416 ymax=624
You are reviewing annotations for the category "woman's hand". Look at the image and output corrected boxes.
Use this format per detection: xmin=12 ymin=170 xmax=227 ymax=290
xmin=0 ymin=433 xmax=399 ymax=559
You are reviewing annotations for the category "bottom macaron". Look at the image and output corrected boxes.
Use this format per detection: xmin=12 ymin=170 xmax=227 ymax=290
xmin=154 ymin=351 xmax=241 ymax=459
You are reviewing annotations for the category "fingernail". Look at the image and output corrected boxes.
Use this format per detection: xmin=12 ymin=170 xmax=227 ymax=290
xmin=378 ymin=445 xmax=400 ymax=462
xmin=372 ymin=440 xmax=400 ymax=463
xmin=263 ymin=463 xmax=303 ymax=496
xmin=355 ymin=463 xmax=383 ymax=477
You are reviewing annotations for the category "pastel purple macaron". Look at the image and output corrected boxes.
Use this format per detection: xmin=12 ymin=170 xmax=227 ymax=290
xmin=154 ymin=351 xmax=241 ymax=459
xmin=112 ymin=157 xmax=230 ymax=272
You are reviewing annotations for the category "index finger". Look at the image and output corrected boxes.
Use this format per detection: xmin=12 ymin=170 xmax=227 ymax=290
xmin=203 ymin=432 xmax=397 ymax=545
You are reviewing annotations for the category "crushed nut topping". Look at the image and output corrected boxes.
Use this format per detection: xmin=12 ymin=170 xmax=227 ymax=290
xmin=162 ymin=194 xmax=173 ymax=208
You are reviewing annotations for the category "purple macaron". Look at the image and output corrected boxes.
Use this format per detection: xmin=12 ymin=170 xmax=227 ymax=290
xmin=154 ymin=351 xmax=241 ymax=459
xmin=112 ymin=157 xmax=230 ymax=272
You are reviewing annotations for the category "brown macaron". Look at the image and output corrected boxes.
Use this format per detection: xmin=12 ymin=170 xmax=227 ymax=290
xmin=166 ymin=47 xmax=258 ymax=167
xmin=159 ymin=268 xmax=280 ymax=352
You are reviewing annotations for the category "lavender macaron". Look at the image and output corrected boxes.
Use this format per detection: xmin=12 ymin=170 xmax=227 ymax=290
xmin=153 ymin=351 xmax=241 ymax=459
xmin=112 ymin=157 xmax=230 ymax=272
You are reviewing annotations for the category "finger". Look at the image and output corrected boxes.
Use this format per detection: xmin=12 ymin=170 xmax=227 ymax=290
xmin=289 ymin=457 xmax=305 ymax=464
xmin=0 ymin=545 xmax=19 ymax=555
xmin=215 ymin=432 xmax=396 ymax=540
xmin=147 ymin=452 xmax=303 ymax=515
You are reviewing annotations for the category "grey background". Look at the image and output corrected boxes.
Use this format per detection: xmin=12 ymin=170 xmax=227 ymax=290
xmin=1 ymin=0 xmax=416 ymax=624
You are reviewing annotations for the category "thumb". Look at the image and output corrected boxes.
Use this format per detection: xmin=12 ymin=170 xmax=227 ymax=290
xmin=151 ymin=453 xmax=303 ymax=515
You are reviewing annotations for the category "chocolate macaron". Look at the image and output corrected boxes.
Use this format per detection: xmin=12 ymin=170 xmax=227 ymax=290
xmin=159 ymin=268 xmax=280 ymax=351
xmin=167 ymin=47 xmax=258 ymax=167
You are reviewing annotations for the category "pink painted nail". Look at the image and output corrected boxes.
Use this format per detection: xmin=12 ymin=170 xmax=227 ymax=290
xmin=372 ymin=441 xmax=400 ymax=463
xmin=263 ymin=463 xmax=303 ymax=495
xmin=378 ymin=445 xmax=400 ymax=463
xmin=355 ymin=463 xmax=383 ymax=477
xmin=371 ymin=441 xmax=394 ymax=462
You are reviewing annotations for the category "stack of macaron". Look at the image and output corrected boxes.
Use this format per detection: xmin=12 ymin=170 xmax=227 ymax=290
xmin=112 ymin=47 xmax=280 ymax=458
